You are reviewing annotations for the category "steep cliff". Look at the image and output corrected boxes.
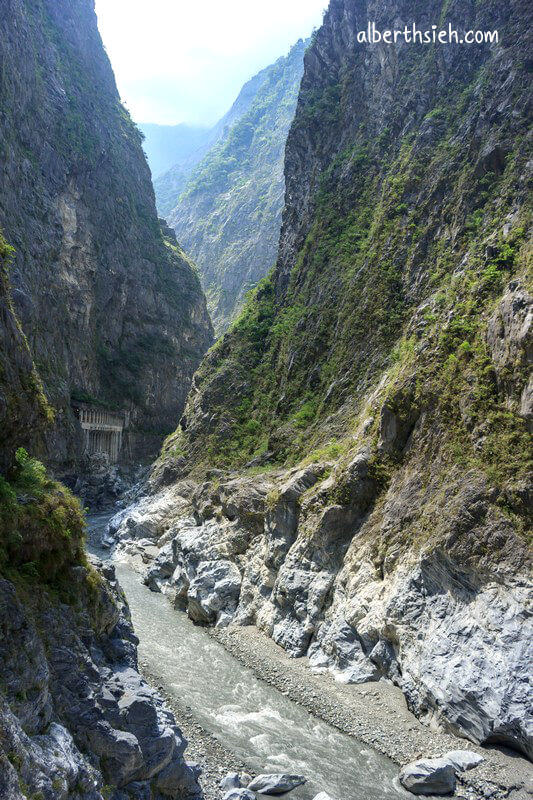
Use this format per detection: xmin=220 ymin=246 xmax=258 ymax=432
xmin=162 ymin=41 xmax=307 ymax=335
xmin=0 ymin=235 xmax=52 ymax=473
xmin=0 ymin=520 xmax=201 ymax=800
xmin=154 ymin=60 xmax=289 ymax=219
xmin=0 ymin=240 xmax=200 ymax=799
xmin=115 ymin=0 xmax=532 ymax=769
xmin=0 ymin=0 xmax=213 ymax=468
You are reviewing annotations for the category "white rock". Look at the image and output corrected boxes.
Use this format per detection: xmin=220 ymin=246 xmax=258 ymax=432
xmin=247 ymin=773 xmax=306 ymax=794
xmin=441 ymin=749 xmax=484 ymax=772
xmin=399 ymin=757 xmax=456 ymax=795
xmin=220 ymin=772 xmax=242 ymax=790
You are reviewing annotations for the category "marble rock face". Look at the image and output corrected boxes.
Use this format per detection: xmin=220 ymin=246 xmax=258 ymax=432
xmin=0 ymin=562 xmax=201 ymax=800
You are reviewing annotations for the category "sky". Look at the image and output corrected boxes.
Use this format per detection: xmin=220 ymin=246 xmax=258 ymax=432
xmin=94 ymin=0 xmax=327 ymax=127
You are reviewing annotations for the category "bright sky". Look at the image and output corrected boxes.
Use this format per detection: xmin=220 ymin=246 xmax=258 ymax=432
xmin=94 ymin=0 xmax=327 ymax=126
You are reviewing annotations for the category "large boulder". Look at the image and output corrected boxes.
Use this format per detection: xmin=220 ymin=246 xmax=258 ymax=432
xmin=144 ymin=543 xmax=176 ymax=592
xmin=441 ymin=750 xmax=484 ymax=772
xmin=247 ymin=773 xmax=306 ymax=795
xmin=187 ymin=559 xmax=242 ymax=624
xmin=155 ymin=757 xmax=202 ymax=797
xmin=399 ymin=757 xmax=456 ymax=795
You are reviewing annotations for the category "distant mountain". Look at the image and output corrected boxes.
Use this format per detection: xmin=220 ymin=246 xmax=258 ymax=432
xmin=159 ymin=39 xmax=307 ymax=335
xmin=152 ymin=56 xmax=287 ymax=219
xmin=139 ymin=122 xmax=213 ymax=179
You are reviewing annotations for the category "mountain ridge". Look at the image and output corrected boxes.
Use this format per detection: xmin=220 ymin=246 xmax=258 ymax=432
xmin=162 ymin=39 xmax=308 ymax=334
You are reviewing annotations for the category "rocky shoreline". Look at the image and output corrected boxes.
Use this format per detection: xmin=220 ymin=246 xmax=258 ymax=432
xmin=106 ymin=463 xmax=532 ymax=764
xmin=206 ymin=625 xmax=532 ymax=800
xmin=102 ymin=471 xmax=532 ymax=800
xmin=133 ymin=592 xmax=532 ymax=800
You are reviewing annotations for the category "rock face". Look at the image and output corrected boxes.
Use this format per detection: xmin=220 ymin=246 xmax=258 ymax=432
xmin=0 ymin=189 xmax=200 ymax=796
xmin=0 ymin=234 xmax=52 ymax=472
xmin=128 ymin=0 xmax=532 ymax=765
xmin=0 ymin=0 xmax=213 ymax=468
xmin=399 ymin=758 xmax=456 ymax=795
xmin=107 ymin=467 xmax=532 ymax=763
xmin=0 ymin=559 xmax=201 ymax=800
xmin=163 ymin=40 xmax=307 ymax=335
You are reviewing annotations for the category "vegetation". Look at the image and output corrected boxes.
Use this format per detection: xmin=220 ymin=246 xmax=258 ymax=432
xmin=0 ymin=448 xmax=86 ymax=586
xmin=170 ymin=27 xmax=532 ymax=520
xmin=166 ymin=40 xmax=308 ymax=334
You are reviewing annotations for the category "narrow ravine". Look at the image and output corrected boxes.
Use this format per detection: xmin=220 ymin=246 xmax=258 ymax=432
xmin=88 ymin=514 xmax=409 ymax=800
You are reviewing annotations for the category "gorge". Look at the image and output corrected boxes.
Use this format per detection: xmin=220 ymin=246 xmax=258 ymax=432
xmin=0 ymin=0 xmax=531 ymax=799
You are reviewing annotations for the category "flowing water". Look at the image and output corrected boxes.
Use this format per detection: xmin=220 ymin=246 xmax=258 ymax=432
xmin=89 ymin=514 xmax=408 ymax=800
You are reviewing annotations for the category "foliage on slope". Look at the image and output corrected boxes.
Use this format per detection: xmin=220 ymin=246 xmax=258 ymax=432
xmin=0 ymin=234 xmax=52 ymax=472
xmin=0 ymin=448 xmax=86 ymax=586
xmin=162 ymin=0 xmax=532 ymax=545
xmin=0 ymin=234 xmax=87 ymax=588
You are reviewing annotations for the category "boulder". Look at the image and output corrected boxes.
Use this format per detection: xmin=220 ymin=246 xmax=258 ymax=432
xmin=399 ymin=758 xmax=456 ymax=795
xmin=312 ymin=794 xmax=333 ymax=800
xmin=441 ymin=750 xmax=484 ymax=772
xmin=156 ymin=756 xmax=202 ymax=796
xmin=187 ymin=559 xmax=242 ymax=624
xmin=87 ymin=722 xmax=143 ymax=786
xmin=223 ymin=790 xmax=256 ymax=800
xmin=220 ymin=772 xmax=242 ymax=790
xmin=144 ymin=543 xmax=176 ymax=592
xmin=247 ymin=773 xmax=306 ymax=794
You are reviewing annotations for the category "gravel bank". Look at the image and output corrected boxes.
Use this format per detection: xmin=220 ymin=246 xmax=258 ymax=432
xmin=210 ymin=625 xmax=533 ymax=800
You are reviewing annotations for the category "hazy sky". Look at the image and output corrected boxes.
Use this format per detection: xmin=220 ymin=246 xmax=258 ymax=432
xmin=94 ymin=0 xmax=327 ymax=127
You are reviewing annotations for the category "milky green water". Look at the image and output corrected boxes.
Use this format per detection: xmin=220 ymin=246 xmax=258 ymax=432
xmin=89 ymin=513 xmax=409 ymax=800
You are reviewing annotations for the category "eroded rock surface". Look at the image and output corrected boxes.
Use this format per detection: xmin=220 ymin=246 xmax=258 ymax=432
xmin=399 ymin=758 xmax=456 ymax=795
xmin=0 ymin=560 xmax=201 ymax=800
xmin=0 ymin=0 xmax=212 ymax=468
xmin=106 ymin=460 xmax=532 ymax=763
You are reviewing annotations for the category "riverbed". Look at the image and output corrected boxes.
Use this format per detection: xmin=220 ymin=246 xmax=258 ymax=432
xmin=88 ymin=513 xmax=408 ymax=799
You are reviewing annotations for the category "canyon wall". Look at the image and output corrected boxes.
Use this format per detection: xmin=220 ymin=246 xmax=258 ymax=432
xmin=0 ymin=208 xmax=200 ymax=800
xmin=0 ymin=5 xmax=209 ymax=795
xmin=112 ymin=0 xmax=532 ymax=769
xmin=0 ymin=0 xmax=213 ymax=469
xmin=163 ymin=40 xmax=307 ymax=335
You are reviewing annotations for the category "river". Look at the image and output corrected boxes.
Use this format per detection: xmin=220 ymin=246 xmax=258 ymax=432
xmin=88 ymin=513 xmax=408 ymax=800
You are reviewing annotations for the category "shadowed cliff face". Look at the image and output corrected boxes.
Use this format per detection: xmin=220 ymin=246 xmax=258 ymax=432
xmin=0 ymin=237 xmax=201 ymax=799
xmin=0 ymin=0 xmax=213 ymax=467
xmin=0 ymin=236 xmax=52 ymax=473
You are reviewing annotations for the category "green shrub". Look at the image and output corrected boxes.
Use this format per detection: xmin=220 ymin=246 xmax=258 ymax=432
xmin=0 ymin=449 xmax=86 ymax=585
